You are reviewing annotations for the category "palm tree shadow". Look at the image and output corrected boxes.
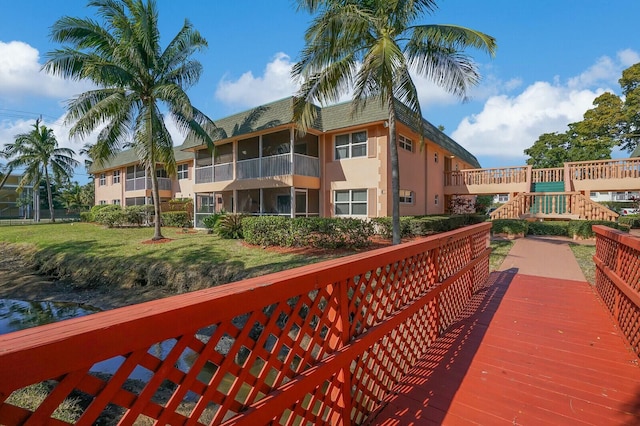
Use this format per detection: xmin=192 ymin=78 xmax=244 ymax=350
xmin=366 ymin=269 xmax=518 ymax=424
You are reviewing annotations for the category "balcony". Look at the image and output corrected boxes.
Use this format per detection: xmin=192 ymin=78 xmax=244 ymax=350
xmin=196 ymin=154 xmax=320 ymax=184
xmin=125 ymin=177 xmax=172 ymax=192
xmin=194 ymin=162 xmax=233 ymax=184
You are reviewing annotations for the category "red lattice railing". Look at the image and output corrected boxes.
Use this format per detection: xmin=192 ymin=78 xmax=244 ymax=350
xmin=593 ymin=225 xmax=640 ymax=357
xmin=0 ymin=223 xmax=491 ymax=425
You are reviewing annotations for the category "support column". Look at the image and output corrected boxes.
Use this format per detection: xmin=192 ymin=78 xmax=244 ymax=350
xmin=290 ymin=187 xmax=296 ymax=218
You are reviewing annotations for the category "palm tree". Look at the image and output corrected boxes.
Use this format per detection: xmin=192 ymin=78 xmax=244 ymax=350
xmin=4 ymin=119 xmax=78 ymax=222
xmin=44 ymin=0 xmax=217 ymax=240
xmin=293 ymin=0 xmax=496 ymax=244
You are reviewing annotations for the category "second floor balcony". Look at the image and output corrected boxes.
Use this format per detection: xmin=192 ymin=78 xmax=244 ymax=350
xmin=125 ymin=177 xmax=172 ymax=192
xmin=195 ymin=153 xmax=320 ymax=184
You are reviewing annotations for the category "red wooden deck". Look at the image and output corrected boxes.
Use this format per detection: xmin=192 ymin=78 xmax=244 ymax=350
xmin=369 ymin=270 xmax=640 ymax=425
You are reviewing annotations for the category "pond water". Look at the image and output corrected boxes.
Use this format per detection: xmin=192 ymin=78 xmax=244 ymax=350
xmin=0 ymin=299 xmax=101 ymax=334
xmin=0 ymin=298 xmax=214 ymax=384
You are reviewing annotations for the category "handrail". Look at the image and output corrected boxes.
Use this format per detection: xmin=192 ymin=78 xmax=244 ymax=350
xmin=592 ymin=226 xmax=640 ymax=357
xmin=489 ymin=192 xmax=618 ymax=221
xmin=0 ymin=223 xmax=492 ymax=425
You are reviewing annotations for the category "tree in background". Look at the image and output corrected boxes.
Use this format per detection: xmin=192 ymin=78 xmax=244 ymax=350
xmin=45 ymin=0 xmax=217 ymax=240
xmin=525 ymin=63 xmax=640 ymax=166
xmin=293 ymin=0 xmax=496 ymax=244
xmin=4 ymin=119 xmax=78 ymax=222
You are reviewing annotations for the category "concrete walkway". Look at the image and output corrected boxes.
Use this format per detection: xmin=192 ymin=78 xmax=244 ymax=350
xmin=497 ymin=235 xmax=588 ymax=281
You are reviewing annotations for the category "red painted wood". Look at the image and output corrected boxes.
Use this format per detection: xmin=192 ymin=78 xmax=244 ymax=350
xmin=368 ymin=271 xmax=640 ymax=425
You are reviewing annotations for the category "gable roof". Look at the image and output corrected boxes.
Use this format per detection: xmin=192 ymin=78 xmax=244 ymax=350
xmin=631 ymin=144 xmax=640 ymax=158
xmin=90 ymin=97 xmax=480 ymax=172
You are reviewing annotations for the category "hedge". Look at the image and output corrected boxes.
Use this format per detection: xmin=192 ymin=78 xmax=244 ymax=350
xmin=618 ymin=214 xmax=640 ymax=229
xmin=491 ymin=219 xmax=627 ymax=238
xmin=370 ymin=214 xmax=486 ymax=238
xmin=243 ymin=216 xmax=374 ymax=249
xmin=161 ymin=211 xmax=191 ymax=228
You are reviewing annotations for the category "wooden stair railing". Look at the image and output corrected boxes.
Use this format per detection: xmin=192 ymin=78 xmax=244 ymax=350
xmin=490 ymin=192 xmax=619 ymax=221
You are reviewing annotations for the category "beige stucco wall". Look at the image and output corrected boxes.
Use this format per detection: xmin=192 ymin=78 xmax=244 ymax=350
xmin=94 ymin=168 xmax=125 ymax=204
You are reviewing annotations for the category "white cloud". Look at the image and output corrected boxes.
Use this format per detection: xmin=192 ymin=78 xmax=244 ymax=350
xmin=0 ymin=41 xmax=93 ymax=101
xmin=452 ymin=82 xmax=605 ymax=161
xmin=215 ymin=52 xmax=297 ymax=108
xmin=451 ymin=50 xmax=639 ymax=164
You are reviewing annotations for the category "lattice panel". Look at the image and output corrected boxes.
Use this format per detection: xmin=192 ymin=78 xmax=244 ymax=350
xmin=0 ymin=223 xmax=493 ymax=425
xmin=595 ymin=268 xmax=617 ymax=313
xmin=618 ymin=293 xmax=640 ymax=355
xmin=617 ymin=244 xmax=640 ymax=292
xmin=595 ymin=234 xmax=618 ymax=269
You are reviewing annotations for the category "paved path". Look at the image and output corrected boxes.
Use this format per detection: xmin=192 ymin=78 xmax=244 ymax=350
xmin=497 ymin=236 xmax=587 ymax=280
xmin=369 ymin=236 xmax=640 ymax=425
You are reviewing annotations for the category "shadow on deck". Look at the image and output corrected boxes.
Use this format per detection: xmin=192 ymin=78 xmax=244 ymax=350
xmin=369 ymin=269 xmax=640 ymax=425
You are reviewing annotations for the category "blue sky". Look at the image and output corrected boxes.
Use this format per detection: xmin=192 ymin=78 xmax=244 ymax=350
xmin=1 ymin=0 xmax=639 ymax=183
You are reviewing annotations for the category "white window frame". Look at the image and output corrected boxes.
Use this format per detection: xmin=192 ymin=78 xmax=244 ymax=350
xmin=334 ymin=189 xmax=368 ymax=216
xmin=177 ymin=163 xmax=189 ymax=180
xmin=399 ymin=189 xmax=414 ymax=204
xmin=99 ymin=200 xmax=107 ymax=205
xmin=434 ymin=152 xmax=439 ymax=163
xmin=399 ymin=134 xmax=413 ymax=152
xmin=113 ymin=170 xmax=120 ymax=184
xmin=434 ymin=194 xmax=439 ymax=205
xmin=112 ymin=199 xmax=121 ymax=205
xmin=99 ymin=173 xmax=106 ymax=186
xmin=334 ymin=131 xmax=367 ymax=160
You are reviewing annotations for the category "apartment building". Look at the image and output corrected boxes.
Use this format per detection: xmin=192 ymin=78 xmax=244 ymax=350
xmin=90 ymin=97 xmax=480 ymax=226
xmin=0 ymin=174 xmax=34 ymax=219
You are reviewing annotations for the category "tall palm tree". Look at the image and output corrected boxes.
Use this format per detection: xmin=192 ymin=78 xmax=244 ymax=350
xmin=4 ymin=119 xmax=78 ymax=222
xmin=44 ymin=0 xmax=217 ymax=240
xmin=293 ymin=0 xmax=497 ymax=244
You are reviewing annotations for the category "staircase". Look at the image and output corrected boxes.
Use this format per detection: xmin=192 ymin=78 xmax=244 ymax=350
xmin=490 ymin=192 xmax=619 ymax=221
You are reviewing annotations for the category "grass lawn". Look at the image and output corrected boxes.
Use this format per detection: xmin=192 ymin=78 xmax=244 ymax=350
xmin=0 ymin=222 xmax=512 ymax=308
xmin=489 ymin=239 xmax=514 ymax=272
xmin=569 ymin=243 xmax=596 ymax=284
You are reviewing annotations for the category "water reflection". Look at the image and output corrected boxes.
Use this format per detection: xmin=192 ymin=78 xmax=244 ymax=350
xmin=0 ymin=299 xmax=100 ymax=334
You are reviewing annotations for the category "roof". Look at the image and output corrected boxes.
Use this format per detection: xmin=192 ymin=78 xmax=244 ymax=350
xmin=90 ymin=97 xmax=479 ymax=171
xmin=631 ymin=144 xmax=640 ymax=158
xmin=88 ymin=145 xmax=192 ymax=173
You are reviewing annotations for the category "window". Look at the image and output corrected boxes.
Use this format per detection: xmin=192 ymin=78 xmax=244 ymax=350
xmin=99 ymin=173 xmax=106 ymax=186
xmin=399 ymin=135 xmax=413 ymax=152
xmin=156 ymin=168 xmax=168 ymax=178
xmin=434 ymin=194 xmax=439 ymax=205
xmin=177 ymin=164 xmax=188 ymax=180
xmin=335 ymin=189 xmax=367 ymax=216
xmin=497 ymin=194 xmax=509 ymax=203
xmin=112 ymin=199 xmax=121 ymax=205
xmin=99 ymin=200 xmax=107 ymax=205
xmin=434 ymin=152 xmax=439 ymax=163
xmin=113 ymin=170 xmax=120 ymax=184
xmin=335 ymin=131 xmax=367 ymax=159
xmin=399 ymin=190 xmax=414 ymax=204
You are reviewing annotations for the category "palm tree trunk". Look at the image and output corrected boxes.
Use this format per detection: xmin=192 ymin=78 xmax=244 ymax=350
xmin=388 ymin=99 xmax=401 ymax=245
xmin=44 ymin=169 xmax=55 ymax=222
xmin=149 ymin=165 xmax=164 ymax=240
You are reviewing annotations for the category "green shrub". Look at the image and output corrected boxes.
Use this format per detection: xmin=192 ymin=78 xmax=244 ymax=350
xmin=125 ymin=205 xmax=153 ymax=226
xmin=491 ymin=219 xmax=528 ymax=235
xmin=567 ymin=220 xmax=627 ymax=239
xmin=202 ymin=212 xmax=225 ymax=230
xmin=161 ymin=211 xmax=191 ymax=228
xmin=79 ymin=211 xmax=93 ymax=222
xmin=93 ymin=205 xmax=125 ymax=228
xmin=215 ymin=214 xmax=245 ymax=239
xmin=243 ymin=216 xmax=374 ymax=249
xmin=526 ymin=221 xmax=569 ymax=236
xmin=619 ymin=214 xmax=640 ymax=229
xmin=370 ymin=217 xmax=412 ymax=238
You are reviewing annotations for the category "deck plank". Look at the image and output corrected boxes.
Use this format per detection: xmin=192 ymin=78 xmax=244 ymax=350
xmin=368 ymin=271 xmax=640 ymax=425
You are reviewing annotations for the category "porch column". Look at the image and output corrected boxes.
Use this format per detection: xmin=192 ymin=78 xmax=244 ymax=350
xmin=233 ymin=189 xmax=238 ymax=213
xmin=260 ymin=188 xmax=264 ymax=215
xmin=290 ymin=128 xmax=295 ymax=175
xmin=290 ymin=187 xmax=296 ymax=218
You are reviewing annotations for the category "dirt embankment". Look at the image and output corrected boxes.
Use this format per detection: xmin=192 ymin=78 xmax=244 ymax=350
xmin=0 ymin=243 xmax=172 ymax=310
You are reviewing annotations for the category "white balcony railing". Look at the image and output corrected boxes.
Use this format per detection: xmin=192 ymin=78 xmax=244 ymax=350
xmin=125 ymin=177 xmax=172 ymax=192
xmin=195 ymin=163 xmax=233 ymax=184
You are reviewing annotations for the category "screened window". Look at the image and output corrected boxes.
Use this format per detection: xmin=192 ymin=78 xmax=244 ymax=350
xmin=156 ymin=168 xmax=168 ymax=178
xmin=399 ymin=135 xmax=413 ymax=152
xmin=334 ymin=131 xmax=367 ymax=159
xmin=335 ymin=189 xmax=367 ymax=216
xmin=99 ymin=173 xmax=106 ymax=186
xmin=112 ymin=170 xmax=120 ymax=184
xmin=177 ymin=164 xmax=188 ymax=180
xmin=399 ymin=190 xmax=414 ymax=204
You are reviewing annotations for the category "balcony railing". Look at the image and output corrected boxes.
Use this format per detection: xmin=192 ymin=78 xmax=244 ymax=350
xmin=125 ymin=177 xmax=172 ymax=192
xmin=445 ymin=166 xmax=529 ymax=186
xmin=237 ymin=154 xmax=320 ymax=180
xmin=294 ymin=153 xmax=320 ymax=177
xmin=0 ymin=223 xmax=491 ymax=425
xmin=531 ymin=167 xmax=564 ymax=183
xmin=568 ymin=158 xmax=640 ymax=181
xmin=593 ymin=225 xmax=640 ymax=357
xmin=195 ymin=163 xmax=233 ymax=184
